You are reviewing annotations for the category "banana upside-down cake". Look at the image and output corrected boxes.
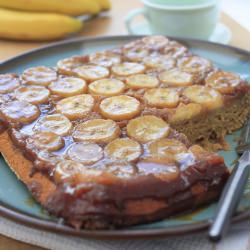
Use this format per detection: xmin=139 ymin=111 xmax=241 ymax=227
xmin=0 ymin=36 xmax=249 ymax=229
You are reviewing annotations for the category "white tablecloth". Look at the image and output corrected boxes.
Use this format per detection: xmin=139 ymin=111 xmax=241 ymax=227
xmin=1 ymin=216 xmax=250 ymax=250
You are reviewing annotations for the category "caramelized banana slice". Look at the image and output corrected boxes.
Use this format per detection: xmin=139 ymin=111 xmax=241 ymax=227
xmin=74 ymin=65 xmax=109 ymax=82
xmin=49 ymin=77 xmax=87 ymax=97
xmin=143 ymin=55 xmax=175 ymax=70
xmin=178 ymin=56 xmax=212 ymax=74
xmin=123 ymin=41 xmax=142 ymax=53
xmin=73 ymin=119 xmax=120 ymax=143
xmin=183 ymin=85 xmax=223 ymax=110
xmin=126 ymin=74 xmax=159 ymax=89
xmin=163 ymin=41 xmax=188 ymax=58
xmin=67 ymin=142 xmax=103 ymax=165
xmin=56 ymin=94 xmax=94 ymax=120
xmin=22 ymin=66 xmax=57 ymax=86
xmin=0 ymin=101 xmax=39 ymax=124
xmin=88 ymin=78 xmax=125 ymax=96
xmin=57 ymin=56 xmax=88 ymax=75
xmin=105 ymin=138 xmax=142 ymax=161
xmin=142 ymin=36 xmax=169 ymax=50
xmin=144 ymin=88 xmax=179 ymax=108
xmin=0 ymin=74 xmax=20 ymax=94
xmin=99 ymin=95 xmax=141 ymax=121
xmin=159 ymin=68 xmax=194 ymax=87
xmin=137 ymin=159 xmax=180 ymax=181
xmin=27 ymin=131 xmax=64 ymax=151
xmin=37 ymin=151 xmax=63 ymax=169
xmin=0 ymin=95 xmax=10 ymax=104
xmin=124 ymin=48 xmax=149 ymax=62
xmin=89 ymin=52 xmax=121 ymax=67
xmin=205 ymin=71 xmax=241 ymax=94
xmin=15 ymin=85 xmax=50 ymax=104
xmin=169 ymin=103 xmax=203 ymax=124
xmin=127 ymin=115 xmax=170 ymax=143
xmin=111 ymin=62 xmax=145 ymax=77
xmin=104 ymin=162 xmax=138 ymax=178
xmin=54 ymin=160 xmax=83 ymax=183
xmin=33 ymin=114 xmax=72 ymax=136
xmin=148 ymin=138 xmax=187 ymax=159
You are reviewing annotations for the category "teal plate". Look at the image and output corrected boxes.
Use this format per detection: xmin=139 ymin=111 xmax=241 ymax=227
xmin=0 ymin=36 xmax=250 ymax=239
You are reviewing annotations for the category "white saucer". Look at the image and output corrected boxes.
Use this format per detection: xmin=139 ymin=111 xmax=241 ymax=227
xmin=128 ymin=22 xmax=232 ymax=45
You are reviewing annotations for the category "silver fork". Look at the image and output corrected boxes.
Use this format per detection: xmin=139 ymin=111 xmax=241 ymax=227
xmin=209 ymin=118 xmax=250 ymax=241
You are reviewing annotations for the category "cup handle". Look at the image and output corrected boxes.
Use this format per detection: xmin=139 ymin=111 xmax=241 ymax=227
xmin=125 ymin=8 xmax=148 ymax=35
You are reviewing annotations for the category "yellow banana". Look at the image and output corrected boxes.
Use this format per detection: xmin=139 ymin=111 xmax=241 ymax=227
xmin=94 ymin=0 xmax=111 ymax=10
xmin=0 ymin=0 xmax=101 ymax=15
xmin=0 ymin=8 xmax=83 ymax=41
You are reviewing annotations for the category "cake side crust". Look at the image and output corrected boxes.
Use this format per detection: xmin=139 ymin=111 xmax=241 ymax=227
xmin=0 ymin=131 xmax=56 ymax=204
xmin=0 ymin=131 xmax=229 ymax=229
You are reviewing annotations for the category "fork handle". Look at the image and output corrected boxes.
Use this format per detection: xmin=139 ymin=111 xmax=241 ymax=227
xmin=209 ymin=162 xmax=250 ymax=241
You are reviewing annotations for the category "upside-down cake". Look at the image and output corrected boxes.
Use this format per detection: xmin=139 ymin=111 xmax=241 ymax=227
xmin=0 ymin=36 xmax=249 ymax=229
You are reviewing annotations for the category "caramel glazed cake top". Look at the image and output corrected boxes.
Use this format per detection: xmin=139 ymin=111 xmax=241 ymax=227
xmin=0 ymin=35 xmax=249 ymax=229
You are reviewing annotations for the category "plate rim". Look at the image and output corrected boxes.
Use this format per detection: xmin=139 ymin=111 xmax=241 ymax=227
xmin=0 ymin=35 xmax=249 ymax=67
xmin=0 ymin=35 xmax=250 ymax=239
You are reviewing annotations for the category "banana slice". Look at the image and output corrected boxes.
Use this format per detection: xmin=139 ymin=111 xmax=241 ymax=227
xmin=111 ymin=62 xmax=145 ymax=77
xmin=144 ymin=88 xmax=179 ymax=108
xmin=22 ymin=66 xmax=57 ymax=86
xmin=178 ymin=56 xmax=212 ymax=74
xmin=54 ymin=160 xmax=83 ymax=183
xmin=88 ymin=78 xmax=125 ymax=96
xmin=159 ymin=68 xmax=194 ymax=87
xmin=73 ymin=119 xmax=120 ymax=143
xmin=33 ymin=114 xmax=72 ymax=136
xmin=169 ymin=103 xmax=203 ymax=124
xmin=188 ymin=145 xmax=209 ymax=158
xmin=49 ymin=77 xmax=87 ymax=97
xmin=15 ymin=85 xmax=50 ymax=104
xmin=37 ymin=151 xmax=63 ymax=168
xmin=127 ymin=115 xmax=170 ymax=143
xmin=27 ymin=131 xmax=64 ymax=151
xmin=137 ymin=160 xmax=180 ymax=181
xmin=99 ymin=95 xmax=141 ymax=121
xmin=0 ymin=74 xmax=20 ymax=94
xmin=89 ymin=52 xmax=121 ymax=67
xmin=143 ymin=55 xmax=175 ymax=70
xmin=0 ymin=100 xmax=40 ymax=124
xmin=56 ymin=94 xmax=94 ymax=120
xmin=57 ymin=56 xmax=88 ymax=75
xmin=163 ymin=41 xmax=188 ymax=58
xmin=67 ymin=142 xmax=103 ymax=165
xmin=183 ymin=85 xmax=223 ymax=110
xmin=124 ymin=48 xmax=149 ymax=62
xmin=105 ymin=138 xmax=142 ymax=161
xmin=142 ymin=36 xmax=169 ymax=50
xmin=74 ymin=64 xmax=109 ymax=82
xmin=126 ymin=74 xmax=159 ymax=89
xmin=0 ymin=94 xmax=11 ymax=104
xmin=148 ymin=138 xmax=187 ymax=159
xmin=104 ymin=162 xmax=137 ymax=179
xmin=205 ymin=71 xmax=241 ymax=94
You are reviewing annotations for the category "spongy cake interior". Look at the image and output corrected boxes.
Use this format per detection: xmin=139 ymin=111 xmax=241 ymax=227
xmin=171 ymin=92 xmax=250 ymax=150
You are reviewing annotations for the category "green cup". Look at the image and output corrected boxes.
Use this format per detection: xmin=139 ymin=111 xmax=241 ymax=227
xmin=125 ymin=0 xmax=220 ymax=39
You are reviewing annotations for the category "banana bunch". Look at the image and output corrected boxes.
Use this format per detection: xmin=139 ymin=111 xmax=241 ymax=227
xmin=0 ymin=0 xmax=111 ymax=41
